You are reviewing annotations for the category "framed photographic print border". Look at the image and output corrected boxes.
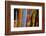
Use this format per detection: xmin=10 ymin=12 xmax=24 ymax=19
xmin=5 ymin=1 xmax=45 ymax=35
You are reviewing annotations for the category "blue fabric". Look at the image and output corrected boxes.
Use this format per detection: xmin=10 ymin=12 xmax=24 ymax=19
xmin=22 ymin=9 xmax=27 ymax=27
